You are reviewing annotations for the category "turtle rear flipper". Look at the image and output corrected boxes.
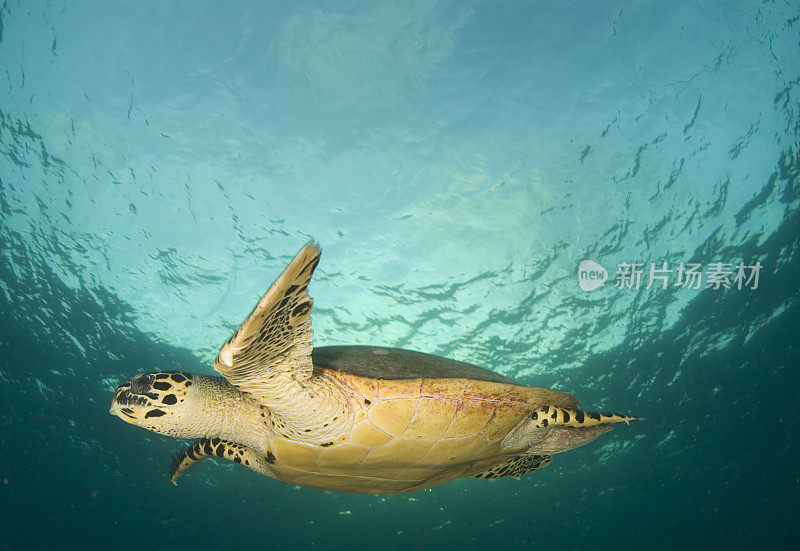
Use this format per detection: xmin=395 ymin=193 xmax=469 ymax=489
xmin=169 ymin=439 xmax=276 ymax=484
xmin=470 ymin=454 xmax=552 ymax=479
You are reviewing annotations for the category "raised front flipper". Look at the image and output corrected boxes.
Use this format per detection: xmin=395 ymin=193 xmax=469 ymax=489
xmin=169 ymin=438 xmax=275 ymax=484
xmin=213 ymin=243 xmax=320 ymax=401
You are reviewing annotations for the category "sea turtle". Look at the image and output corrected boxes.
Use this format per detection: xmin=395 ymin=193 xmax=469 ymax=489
xmin=110 ymin=243 xmax=640 ymax=494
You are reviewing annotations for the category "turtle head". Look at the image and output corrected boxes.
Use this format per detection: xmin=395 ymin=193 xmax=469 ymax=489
xmin=110 ymin=372 xmax=195 ymax=437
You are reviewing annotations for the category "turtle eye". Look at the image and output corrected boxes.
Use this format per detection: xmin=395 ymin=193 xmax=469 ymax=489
xmin=131 ymin=374 xmax=155 ymax=394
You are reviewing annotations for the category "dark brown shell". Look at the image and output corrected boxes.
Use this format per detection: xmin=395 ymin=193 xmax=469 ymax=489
xmin=311 ymin=345 xmax=516 ymax=384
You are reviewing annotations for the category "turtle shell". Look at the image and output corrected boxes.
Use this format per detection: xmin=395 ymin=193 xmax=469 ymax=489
xmin=265 ymin=345 xmax=580 ymax=493
xmin=312 ymin=345 xmax=516 ymax=383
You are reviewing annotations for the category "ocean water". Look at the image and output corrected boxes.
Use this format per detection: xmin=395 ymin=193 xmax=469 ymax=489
xmin=0 ymin=1 xmax=798 ymax=549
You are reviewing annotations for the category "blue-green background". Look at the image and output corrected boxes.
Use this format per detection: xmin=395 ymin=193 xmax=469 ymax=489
xmin=1 ymin=1 xmax=798 ymax=549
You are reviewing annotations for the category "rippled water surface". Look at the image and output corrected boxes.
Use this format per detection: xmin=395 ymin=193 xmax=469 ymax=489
xmin=1 ymin=1 xmax=798 ymax=549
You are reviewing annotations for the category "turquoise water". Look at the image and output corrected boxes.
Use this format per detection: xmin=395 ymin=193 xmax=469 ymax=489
xmin=1 ymin=1 xmax=798 ymax=549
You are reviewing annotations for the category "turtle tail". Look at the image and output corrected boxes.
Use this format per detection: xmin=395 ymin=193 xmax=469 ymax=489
xmin=530 ymin=405 xmax=641 ymax=428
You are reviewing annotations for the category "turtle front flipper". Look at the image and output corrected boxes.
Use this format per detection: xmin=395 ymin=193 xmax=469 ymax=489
xmin=213 ymin=243 xmax=320 ymax=403
xmin=169 ymin=438 xmax=275 ymax=485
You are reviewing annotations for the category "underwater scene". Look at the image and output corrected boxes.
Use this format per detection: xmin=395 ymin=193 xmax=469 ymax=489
xmin=0 ymin=1 xmax=798 ymax=549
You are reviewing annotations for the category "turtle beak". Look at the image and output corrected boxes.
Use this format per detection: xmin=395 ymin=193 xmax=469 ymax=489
xmin=109 ymin=380 xmax=148 ymax=422
xmin=109 ymin=382 xmax=129 ymax=415
xmin=109 ymin=383 xmax=134 ymax=420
